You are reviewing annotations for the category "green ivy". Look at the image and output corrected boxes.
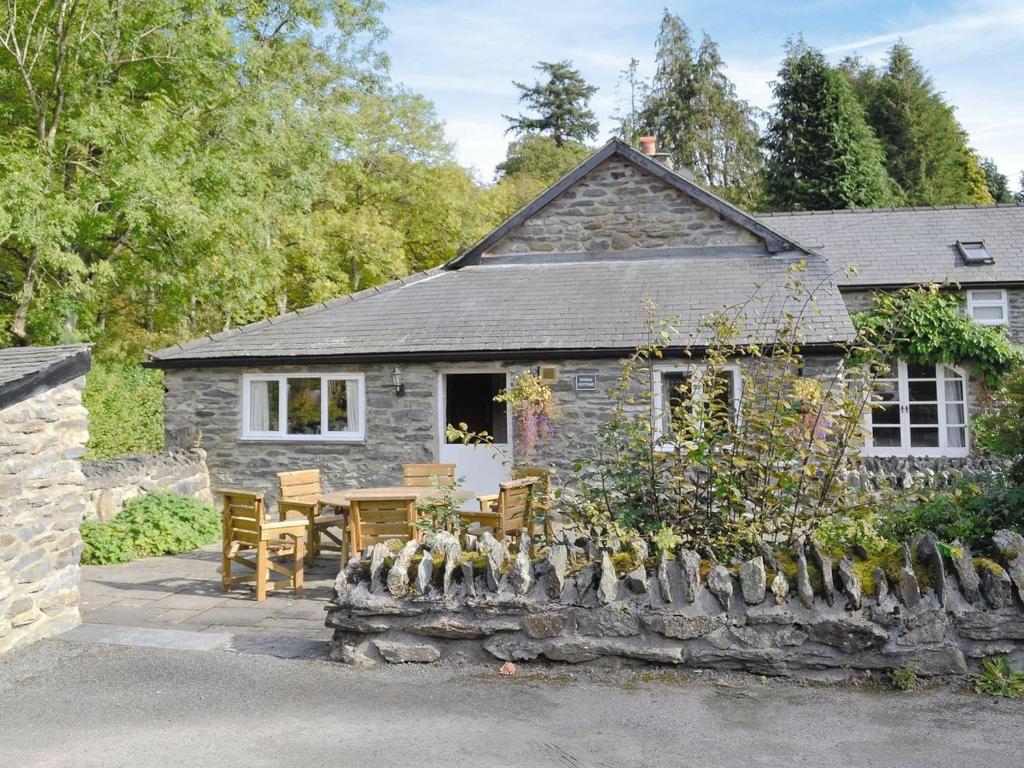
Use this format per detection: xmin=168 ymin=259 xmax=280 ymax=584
xmin=852 ymin=285 xmax=1024 ymax=389
xmin=81 ymin=491 xmax=220 ymax=565
xmin=83 ymin=362 xmax=165 ymax=459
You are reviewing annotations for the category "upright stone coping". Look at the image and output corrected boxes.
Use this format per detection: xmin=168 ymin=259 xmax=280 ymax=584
xmin=327 ymin=532 xmax=1024 ymax=678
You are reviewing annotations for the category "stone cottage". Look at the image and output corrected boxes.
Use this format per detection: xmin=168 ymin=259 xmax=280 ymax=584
xmin=147 ymin=139 xmax=1024 ymax=502
xmin=0 ymin=344 xmax=91 ymax=655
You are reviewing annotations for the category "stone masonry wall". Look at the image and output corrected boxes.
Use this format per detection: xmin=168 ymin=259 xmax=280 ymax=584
xmin=82 ymin=448 xmax=212 ymax=521
xmin=162 ymin=354 xmax=848 ymax=506
xmin=328 ymin=530 xmax=1024 ymax=678
xmin=487 ymin=156 xmax=762 ymax=256
xmin=0 ymin=377 xmax=89 ymax=655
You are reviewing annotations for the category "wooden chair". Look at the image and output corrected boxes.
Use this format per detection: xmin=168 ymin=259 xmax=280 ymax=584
xmin=462 ymin=477 xmax=538 ymax=547
xmin=219 ymin=489 xmax=306 ymax=601
xmin=348 ymin=494 xmax=420 ymax=555
xmin=512 ymin=466 xmax=555 ymax=540
xmin=277 ymin=469 xmax=348 ymax=564
xmin=402 ymin=463 xmax=457 ymax=487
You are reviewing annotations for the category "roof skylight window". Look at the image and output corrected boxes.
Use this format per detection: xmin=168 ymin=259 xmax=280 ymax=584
xmin=956 ymin=240 xmax=993 ymax=265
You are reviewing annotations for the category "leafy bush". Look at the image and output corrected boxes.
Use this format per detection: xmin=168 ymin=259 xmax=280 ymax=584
xmin=81 ymin=491 xmax=220 ymax=565
xmin=976 ymin=657 xmax=1024 ymax=698
xmin=557 ymin=270 xmax=878 ymax=558
xmin=879 ymin=480 xmax=1024 ymax=546
xmin=83 ymin=362 xmax=164 ymax=459
xmin=974 ymin=366 xmax=1024 ymax=483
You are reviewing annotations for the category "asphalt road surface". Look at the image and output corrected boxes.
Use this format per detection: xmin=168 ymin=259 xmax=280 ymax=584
xmin=2 ymin=638 xmax=1022 ymax=767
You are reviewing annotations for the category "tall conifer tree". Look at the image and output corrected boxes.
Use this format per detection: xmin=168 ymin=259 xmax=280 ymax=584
xmin=504 ymin=60 xmax=599 ymax=147
xmin=637 ymin=12 xmax=762 ymax=206
xmin=846 ymin=43 xmax=992 ymax=205
xmin=762 ymin=40 xmax=897 ymax=211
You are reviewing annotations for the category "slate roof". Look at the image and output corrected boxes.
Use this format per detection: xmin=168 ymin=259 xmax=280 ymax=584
xmin=0 ymin=344 xmax=92 ymax=409
xmin=758 ymin=205 xmax=1024 ymax=288
xmin=148 ymin=251 xmax=853 ymax=366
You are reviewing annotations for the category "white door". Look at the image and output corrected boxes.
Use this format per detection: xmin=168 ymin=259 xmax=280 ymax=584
xmin=438 ymin=371 xmax=512 ymax=509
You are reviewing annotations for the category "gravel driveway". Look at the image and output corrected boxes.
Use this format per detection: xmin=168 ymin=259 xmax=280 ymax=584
xmin=2 ymin=637 xmax=1022 ymax=767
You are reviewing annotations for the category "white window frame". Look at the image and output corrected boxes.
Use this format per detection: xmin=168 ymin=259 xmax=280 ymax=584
xmin=966 ymin=289 xmax=1008 ymax=326
xmin=652 ymin=364 xmax=742 ymax=446
xmin=240 ymin=372 xmax=366 ymax=442
xmin=863 ymin=361 xmax=969 ymax=458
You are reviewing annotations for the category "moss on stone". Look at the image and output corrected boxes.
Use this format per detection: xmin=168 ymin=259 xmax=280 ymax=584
xmin=611 ymin=552 xmax=638 ymax=576
xmin=974 ymin=557 xmax=1007 ymax=578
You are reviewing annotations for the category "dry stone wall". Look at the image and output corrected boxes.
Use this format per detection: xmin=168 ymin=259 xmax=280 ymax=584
xmin=0 ymin=377 xmax=89 ymax=655
xmin=327 ymin=531 xmax=1024 ymax=678
xmin=82 ymin=448 xmax=212 ymax=521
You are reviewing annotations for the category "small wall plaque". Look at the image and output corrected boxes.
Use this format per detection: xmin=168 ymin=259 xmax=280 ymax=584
xmin=575 ymin=374 xmax=597 ymax=391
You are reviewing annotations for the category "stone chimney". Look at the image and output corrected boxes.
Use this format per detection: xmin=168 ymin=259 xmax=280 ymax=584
xmin=637 ymin=135 xmax=676 ymax=172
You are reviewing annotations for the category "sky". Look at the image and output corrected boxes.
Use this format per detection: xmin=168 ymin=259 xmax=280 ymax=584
xmin=381 ymin=0 xmax=1024 ymax=192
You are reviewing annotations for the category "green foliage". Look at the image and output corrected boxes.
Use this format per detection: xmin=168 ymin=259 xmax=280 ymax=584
xmin=980 ymin=158 xmax=1015 ymax=204
xmin=974 ymin=367 xmax=1024 ymax=483
xmin=414 ymin=477 xmax=464 ymax=537
xmin=80 ymin=491 xmax=219 ymax=565
xmin=504 ymin=60 xmax=599 ymax=146
xmin=852 ymin=285 xmax=1024 ymax=389
xmin=844 ymin=44 xmax=993 ymax=206
xmin=890 ymin=665 xmax=918 ymax=692
xmin=83 ymin=362 xmax=164 ymax=459
xmin=0 ymin=1 xmax=495 ymax=359
xmin=762 ymin=39 xmax=897 ymax=211
xmin=976 ymin=657 xmax=1024 ymax=698
xmin=877 ymin=480 xmax=1024 ymax=546
xmin=495 ymin=135 xmax=591 ymax=184
xmin=637 ymin=11 xmax=763 ymax=207
xmin=558 ymin=268 xmax=878 ymax=558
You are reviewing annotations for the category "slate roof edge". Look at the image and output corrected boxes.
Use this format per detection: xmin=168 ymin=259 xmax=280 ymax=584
xmin=757 ymin=203 xmax=1024 ymax=217
xmin=0 ymin=345 xmax=93 ymax=410
xmin=447 ymin=138 xmax=813 ymax=267
xmin=146 ymin=268 xmax=446 ymax=361
xmin=837 ymin=278 xmax=1024 ymax=290
xmin=144 ymin=341 xmax=852 ymax=370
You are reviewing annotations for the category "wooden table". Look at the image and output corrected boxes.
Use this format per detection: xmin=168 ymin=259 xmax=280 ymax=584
xmin=318 ymin=485 xmax=475 ymax=508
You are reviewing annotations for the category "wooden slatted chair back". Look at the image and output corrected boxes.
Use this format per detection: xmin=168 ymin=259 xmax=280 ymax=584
xmin=402 ymin=463 xmax=457 ymax=487
xmin=222 ymin=490 xmax=266 ymax=547
xmin=349 ymin=496 xmax=419 ymax=552
xmin=498 ymin=477 xmax=537 ymax=537
xmin=278 ymin=468 xmax=321 ymax=505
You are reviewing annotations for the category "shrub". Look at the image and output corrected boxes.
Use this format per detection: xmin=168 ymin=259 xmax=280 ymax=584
xmin=974 ymin=366 xmax=1024 ymax=484
xmin=81 ymin=491 xmax=220 ymax=565
xmin=976 ymin=657 xmax=1024 ymax=698
xmin=83 ymin=362 xmax=165 ymax=459
xmin=890 ymin=666 xmax=918 ymax=692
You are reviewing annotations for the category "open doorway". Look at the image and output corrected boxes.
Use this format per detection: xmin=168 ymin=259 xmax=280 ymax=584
xmin=438 ymin=371 xmax=512 ymax=507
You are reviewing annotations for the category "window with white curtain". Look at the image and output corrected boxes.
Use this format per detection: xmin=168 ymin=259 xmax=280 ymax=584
xmin=966 ymin=289 xmax=1008 ymax=326
xmin=242 ymin=373 xmax=364 ymax=441
xmin=865 ymin=361 xmax=968 ymax=457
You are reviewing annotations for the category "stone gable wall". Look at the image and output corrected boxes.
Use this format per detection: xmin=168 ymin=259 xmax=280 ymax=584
xmin=487 ymin=157 xmax=762 ymax=256
xmin=0 ymin=377 xmax=89 ymax=655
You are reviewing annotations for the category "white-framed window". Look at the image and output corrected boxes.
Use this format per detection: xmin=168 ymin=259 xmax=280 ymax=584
xmin=652 ymin=364 xmax=742 ymax=442
xmin=864 ymin=361 xmax=968 ymax=457
xmin=241 ymin=373 xmax=365 ymax=442
xmin=966 ymin=289 xmax=1008 ymax=326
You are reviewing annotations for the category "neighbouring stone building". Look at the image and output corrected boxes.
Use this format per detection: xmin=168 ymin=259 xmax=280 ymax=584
xmin=0 ymin=345 xmax=92 ymax=655
xmin=147 ymin=138 xmax=1024 ymax=505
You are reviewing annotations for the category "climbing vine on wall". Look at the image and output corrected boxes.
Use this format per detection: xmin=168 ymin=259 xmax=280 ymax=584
xmin=852 ymin=284 xmax=1024 ymax=389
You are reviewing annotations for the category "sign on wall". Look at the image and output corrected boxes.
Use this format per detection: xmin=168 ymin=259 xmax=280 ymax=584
xmin=574 ymin=374 xmax=597 ymax=391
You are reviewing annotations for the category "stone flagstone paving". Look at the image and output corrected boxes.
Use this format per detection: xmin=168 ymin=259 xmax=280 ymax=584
xmin=79 ymin=543 xmax=337 ymax=638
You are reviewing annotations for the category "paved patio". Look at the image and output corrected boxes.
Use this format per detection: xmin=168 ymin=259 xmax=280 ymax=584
xmin=79 ymin=543 xmax=338 ymax=639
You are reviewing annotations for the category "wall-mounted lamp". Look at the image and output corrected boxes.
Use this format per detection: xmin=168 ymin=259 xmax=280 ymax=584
xmin=391 ymin=366 xmax=405 ymax=396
